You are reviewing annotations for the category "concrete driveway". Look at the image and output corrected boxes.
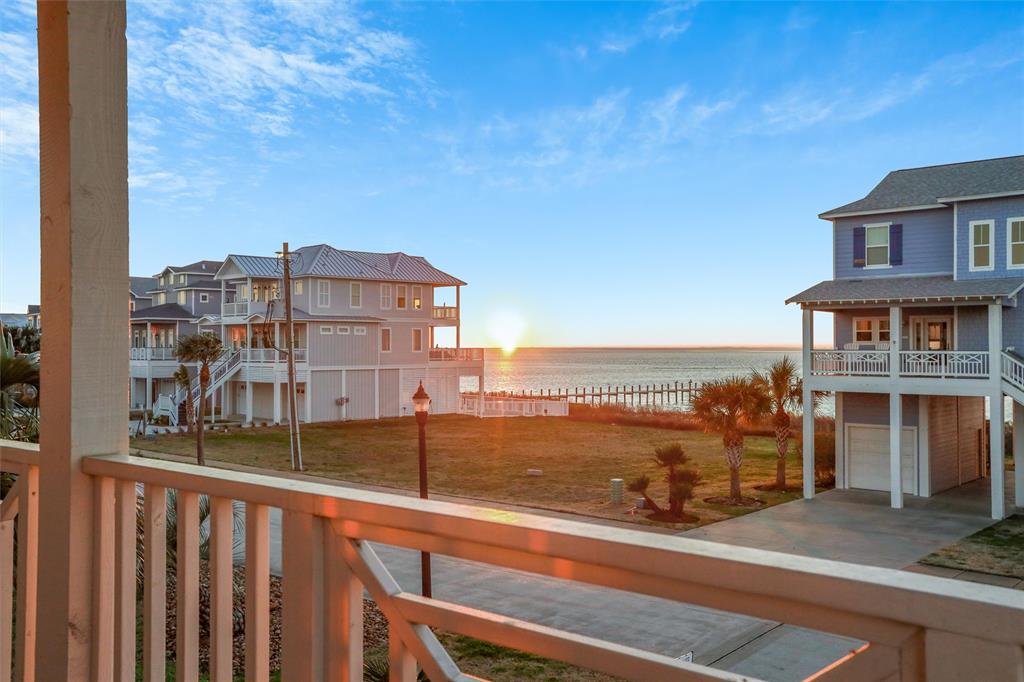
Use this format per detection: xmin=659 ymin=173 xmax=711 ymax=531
xmin=680 ymin=480 xmax=1001 ymax=568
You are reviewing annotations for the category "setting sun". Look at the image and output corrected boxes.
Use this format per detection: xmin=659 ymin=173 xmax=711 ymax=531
xmin=487 ymin=311 xmax=526 ymax=354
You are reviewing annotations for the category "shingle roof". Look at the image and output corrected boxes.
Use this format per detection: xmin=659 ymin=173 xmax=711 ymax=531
xmin=173 ymin=277 xmax=220 ymax=291
xmin=130 ymin=303 xmax=194 ymax=320
xmin=26 ymin=305 xmax=40 ymax=314
xmin=820 ymin=156 xmax=1024 ymax=219
xmin=156 ymin=260 xmax=223 ymax=277
xmin=787 ymin=275 xmax=1024 ymax=306
xmin=221 ymin=245 xmax=466 ymax=286
xmin=130 ymin=276 xmax=156 ymax=298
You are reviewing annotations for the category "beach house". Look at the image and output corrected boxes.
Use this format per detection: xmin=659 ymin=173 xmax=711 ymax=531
xmin=129 ymin=245 xmax=483 ymax=424
xmin=789 ymin=156 xmax=1024 ymax=519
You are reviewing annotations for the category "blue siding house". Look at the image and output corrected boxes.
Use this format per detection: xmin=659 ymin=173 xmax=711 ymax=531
xmin=788 ymin=156 xmax=1024 ymax=519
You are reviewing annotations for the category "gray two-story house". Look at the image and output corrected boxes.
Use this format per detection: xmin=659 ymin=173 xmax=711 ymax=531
xmin=789 ymin=155 xmax=1024 ymax=520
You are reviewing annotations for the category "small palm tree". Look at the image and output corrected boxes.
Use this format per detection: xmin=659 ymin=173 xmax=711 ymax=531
xmin=691 ymin=376 xmax=770 ymax=503
xmin=653 ymin=443 xmax=701 ymax=518
xmin=173 ymin=364 xmax=195 ymax=433
xmin=752 ymin=357 xmax=804 ymax=490
xmin=175 ymin=334 xmax=223 ymax=465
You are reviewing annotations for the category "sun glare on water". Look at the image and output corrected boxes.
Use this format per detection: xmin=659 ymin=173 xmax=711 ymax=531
xmin=488 ymin=311 xmax=526 ymax=354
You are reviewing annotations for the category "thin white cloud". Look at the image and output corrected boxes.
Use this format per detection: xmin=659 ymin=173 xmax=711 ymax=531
xmin=599 ymin=1 xmax=697 ymax=54
xmin=0 ymin=100 xmax=38 ymax=161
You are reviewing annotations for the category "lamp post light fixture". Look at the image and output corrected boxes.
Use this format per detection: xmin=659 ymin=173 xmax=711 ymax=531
xmin=412 ymin=381 xmax=432 ymax=598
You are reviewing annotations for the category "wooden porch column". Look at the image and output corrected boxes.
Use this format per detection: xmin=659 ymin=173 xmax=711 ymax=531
xmin=1014 ymin=400 xmax=1024 ymax=509
xmin=801 ymin=307 xmax=815 ymax=499
xmin=455 ymin=285 xmax=461 ymax=349
xmin=989 ymin=303 xmax=1005 ymax=520
xmin=145 ymin=320 xmax=153 ymax=409
xmin=36 ymin=1 xmax=129 ymax=679
xmin=889 ymin=305 xmax=903 ymax=509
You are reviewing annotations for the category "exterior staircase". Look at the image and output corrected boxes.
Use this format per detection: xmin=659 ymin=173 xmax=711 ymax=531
xmin=1001 ymin=350 xmax=1024 ymax=405
xmin=166 ymin=349 xmax=242 ymax=426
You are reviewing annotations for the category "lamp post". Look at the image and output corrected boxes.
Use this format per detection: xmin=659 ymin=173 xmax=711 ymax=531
xmin=412 ymin=381 xmax=432 ymax=598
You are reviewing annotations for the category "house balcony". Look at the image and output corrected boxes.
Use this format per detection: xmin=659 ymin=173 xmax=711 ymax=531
xmin=129 ymin=346 xmax=178 ymax=362
xmin=431 ymin=305 xmax=459 ymax=326
xmin=428 ymin=347 xmax=484 ymax=365
xmin=222 ymin=299 xmax=258 ymax=318
xmin=810 ymin=349 xmax=991 ymax=379
xmin=239 ymin=347 xmax=307 ymax=363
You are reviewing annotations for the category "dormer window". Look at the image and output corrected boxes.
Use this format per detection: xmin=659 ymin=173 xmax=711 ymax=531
xmin=865 ymin=224 xmax=889 ymax=267
xmin=970 ymin=220 xmax=994 ymax=271
xmin=1008 ymin=218 xmax=1024 ymax=269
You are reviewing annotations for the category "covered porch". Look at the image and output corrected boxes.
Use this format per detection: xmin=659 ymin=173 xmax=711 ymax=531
xmin=2 ymin=3 xmax=1022 ymax=681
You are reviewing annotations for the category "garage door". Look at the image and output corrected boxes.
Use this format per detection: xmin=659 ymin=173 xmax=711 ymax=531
xmin=847 ymin=424 xmax=917 ymax=494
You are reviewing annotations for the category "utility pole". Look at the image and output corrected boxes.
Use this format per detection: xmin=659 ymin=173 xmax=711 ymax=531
xmin=281 ymin=242 xmax=303 ymax=471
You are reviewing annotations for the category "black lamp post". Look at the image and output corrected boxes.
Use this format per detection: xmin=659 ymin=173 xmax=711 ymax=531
xmin=412 ymin=381 xmax=432 ymax=598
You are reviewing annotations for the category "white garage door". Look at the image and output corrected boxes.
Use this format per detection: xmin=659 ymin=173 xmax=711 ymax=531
xmin=847 ymin=424 xmax=917 ymax=494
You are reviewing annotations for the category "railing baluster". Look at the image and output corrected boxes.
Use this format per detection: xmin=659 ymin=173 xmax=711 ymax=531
xmin=176 ymin=490 xmax=200 ymax=682
xmin=209 ymin=497 xmax=235 ymax=682
xmin=282 ymin=511 xmax=324 ymax=681
xmin=143 ymin=484 xmax=167 ymax=682
xmin=11 ymin=466 xmax=38 ymax=682
xmin=0 ymin=480 xmax=18 ymax=682
xmin=114 ymin=480 xmax=137 ymax=682
xmin=388 ymin=623 xmax=417 ymax=682
xmin=324 ymin=521 xmax=363 ymax=681
xmin=92 ymin=475 xmax=115 ymax=682
xmin=245 ymin=503 xmax=270 ymax=682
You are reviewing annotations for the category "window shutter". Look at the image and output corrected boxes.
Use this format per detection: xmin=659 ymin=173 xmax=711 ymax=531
xmin=889 ymin=224 xmax=903 ymax=265
xmin=853 ymin=226 xmax=866 ymax=267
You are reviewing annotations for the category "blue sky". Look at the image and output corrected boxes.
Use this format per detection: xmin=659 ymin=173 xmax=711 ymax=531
xmin=2 ymin=1 xmax=1023 ymax=347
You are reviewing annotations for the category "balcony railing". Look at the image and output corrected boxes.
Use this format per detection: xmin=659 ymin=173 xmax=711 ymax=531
xmin=222 ymin=300 xmax=250 ymax=317
xmin=129 ymin=346 xmax=178 ymax=361
xmin=3 ymin=441 xmax=1023 ymax=681
xmin=428 ymin=347 xmax=484 ymax=362
xmin=238 ymin=348 xmax=307 ymax=363
xmin=431 ymin=305 xmax=458 ymax=320
xmin=811 ymin=350 xmax=993 ymax=379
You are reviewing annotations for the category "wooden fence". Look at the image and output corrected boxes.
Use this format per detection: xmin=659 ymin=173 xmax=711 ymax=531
xmin=484 ymin=381 xmax=700 ymax=409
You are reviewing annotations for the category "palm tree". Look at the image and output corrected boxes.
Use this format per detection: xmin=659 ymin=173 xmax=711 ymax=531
xmin=691 ymin=376 xmax=770 ymax=503
xmin=173 ymin=364 xmax=195 ymax=433
xmin=752 ymin=357 xmax=804 ymax=490
xmin=175 ymin=334 xmax=224 ymax=465
xmin=653 ymin=443 xmax=701 ymax=518
xmin=1 ymin=322 xmax=40 ymax=441
xmin=626 ymin=475 xmax=665 ymax=515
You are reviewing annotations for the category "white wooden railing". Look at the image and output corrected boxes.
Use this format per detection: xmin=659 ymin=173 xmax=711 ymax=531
xmin=170 ymin=350 xmax=242 ymax=425
xmin=222 ymin=300 xmax=250 ymax=317
xmin=460 ymin=394 xmax=569 ymax=417
xmin=238 ymin=348 xmax=308 ymax=363
xmin=3 ymin=441 xmax=1023 ymax=681
xmin=130 ymin=347 xmax=178 ymax=361
xmin=899 ymin=351 xmax=990 ymax=378
xmin=429 ymin=347 xmax=484 ymax=362
xmin=1003 ymin=351 xmax=1024 ymax=392
xmin=432 ymin=305 xmax=458 ymax=320
xmin=811 ymin=350 xmax=889 ymax=376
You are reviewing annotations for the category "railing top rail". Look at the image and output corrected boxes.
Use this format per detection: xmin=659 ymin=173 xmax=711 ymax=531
xmin=82 ymin=452 xmax=1024 ymax=646
xmin=0 ymin=439 xmax=40 ymax=469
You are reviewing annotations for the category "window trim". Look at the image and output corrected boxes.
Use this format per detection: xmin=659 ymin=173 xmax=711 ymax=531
xmin=863 ymin=222 xmax=891 ymax=269
xmin=350 ymin=282 xmax=362 ymax=309
xmin=178 ymin=274 xmax=186 ymax=284
xmin=1007 ymin=217 xmax=1024 ymax=270
xmin=199 ymin=293 xmax=210 ymax=303
xmin=969 ymin=219 xmax=995 ymax=272
xmin=319 ymin=325 xmax=333 ymax=335
xmin=381 ymin=327 xmax=392 ymax=352
xmin=337 ymin=326 xmax=350 ymax=335
xmin=412 ymin=327 xmax=424 ymax=352
xmin=294 ymin=279 xmax=303 ymax=295
xmin=317 ymin=279 xmax=330 ymax=308
xmin=380 ymin=283 xmax=393 ymax=310
xmin=177 ymin=291 xmax=187 ymax=305
xmin=397 ymin=284 xmax=407 ymax=310
xmin=354 ymin=326 xmax=367 ymax=336
xmin=412 ymin=285 xmax=423 ymax=310
xmin=851 ymin=316 xmax=891 ymax=345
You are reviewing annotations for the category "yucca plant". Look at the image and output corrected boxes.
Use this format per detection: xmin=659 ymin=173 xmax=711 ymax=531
xmin=0 ymin=322 xmax=40 ymax=442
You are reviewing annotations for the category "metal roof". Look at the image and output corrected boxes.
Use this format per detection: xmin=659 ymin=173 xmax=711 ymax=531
xmin=245 ymin=305 xmax=385 ymax=322
xmin=819 ymin=156 xmax=1024 ymax=219
xmin=221 ymin=245 xmax=466 ymax=286
xmin=130 ymin=303 xmax=194 ymax=320
xmin=786 ymin=275 xmax=1024 ymax=306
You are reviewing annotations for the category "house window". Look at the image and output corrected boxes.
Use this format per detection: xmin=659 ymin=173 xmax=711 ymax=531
xmin=294 ymin=280 xmax=303 ymax=295
xmin=156 ymin=293 xmax=166 ymax=305
xmin=1008 ymin=218 xmax=1024 ymax=269
xmin=320 ymin=325 xmax=333 ymax=335
xmin=381 ymin=328 xmax=391 ymax=352
xmin=350 ymin=282 xmax=362 ymax=308
xmin=317 ymin=280 xmax=330 ymax=307
xmin=412 ymin=328 xmax=423 ymax=352
xmin=354 ymin=326 xmax=367 ymax=336
xmin=177 ymin=291 xmax=186 ymax=305
xmin=865 ymin=224 xmax=889 ymax=267
xmin=199 ymin=293 xmax=209 ymax=303
xmin=412 ymin=285 xmax=422 ymax=310
xmin=397 ymin=285 xmax=407 ymax=309
xmin=129 ymin=299 xmax=135 ymax=312
xmin=380 ymin=284 xmax=393 ymax=310
xmin=178 ymin=274 xmax=185 ymax=284
xmin=970 ymin=220 xmax=994 ymax=271
xmin=853 ymin=318 xmax=890 ymax=344
xmin=158 ymin=276 xmax=165 ymax=286
xmin=337 ymin=326 xmax=350 ymax=335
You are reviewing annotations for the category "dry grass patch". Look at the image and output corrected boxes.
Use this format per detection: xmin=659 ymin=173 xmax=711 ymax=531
xmin=920 ymin=515 xmax=1024 ymax=579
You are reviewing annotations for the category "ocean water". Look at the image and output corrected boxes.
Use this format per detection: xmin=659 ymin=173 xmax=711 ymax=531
xmin=466 ymin=347 xmax=803 ymax=394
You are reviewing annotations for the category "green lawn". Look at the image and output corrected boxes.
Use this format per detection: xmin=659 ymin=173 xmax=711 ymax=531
xmin=920 ymin=515 xmax=1024 ymax=579
xmin=139 ymin=415 xmax=806 ymax=528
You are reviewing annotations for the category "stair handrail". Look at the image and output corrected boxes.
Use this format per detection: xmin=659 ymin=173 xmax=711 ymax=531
xmin=1002 ymin=349 xmax=1024 ymax=391
xmin=173 ymin=348 xmax=242 ymax=408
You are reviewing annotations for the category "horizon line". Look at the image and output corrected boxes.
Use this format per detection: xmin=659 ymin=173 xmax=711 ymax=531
xmin=482 ymin=344 xmax=803 ymax=351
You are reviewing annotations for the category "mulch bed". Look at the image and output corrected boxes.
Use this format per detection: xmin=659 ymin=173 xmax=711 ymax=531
xmin=703 ymin=496 xmax=764 ymax=507
xmin=163 ymin=562 xmax=389 ymax=674
xmin=753 ymin=483 xmax=802 ymax=493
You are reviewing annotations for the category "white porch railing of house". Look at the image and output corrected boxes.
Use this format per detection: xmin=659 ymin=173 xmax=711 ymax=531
xmin=130 ymin=347 xmax=178 ymax=361
xmin=810 ymin=350 xmax=890 ymax=376
xmin=899 ymin=351 xmax=990 ymax=378
xmin=1002 ymin=351 xmax=1024 ymax=393
xmin=222 ymin=300 xmax=250 ymax=317
xmin=239 ymin=348 xmax=308 ymax=363
xmin=168 ymin=350 xmax=242 ymax=425
xmin=459 ymin=394 xmax=569 ymax=417
xmin=432 ymin=305 xmax=458 ymax=320
xmin=3 ymin=441 xmax=1023 ymax=682
xmin=429 ymin=347 xmax=484 ymax=362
